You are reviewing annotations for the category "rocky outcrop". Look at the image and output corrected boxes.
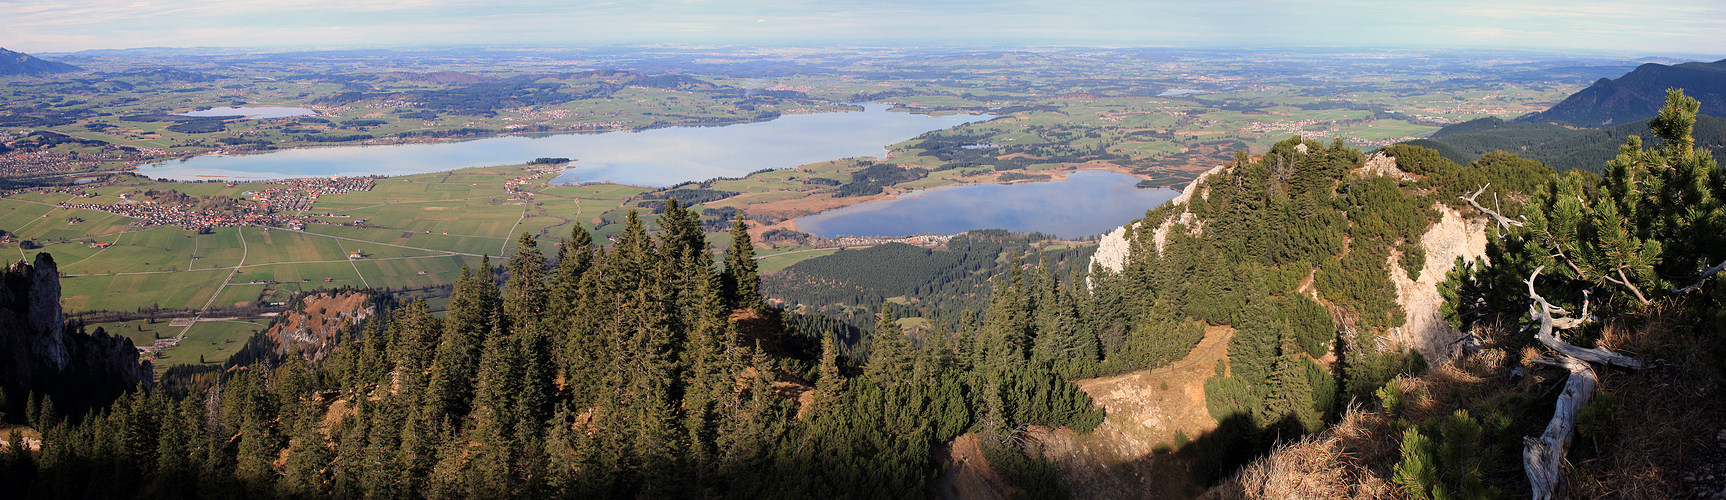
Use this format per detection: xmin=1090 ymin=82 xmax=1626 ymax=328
xmin=1387 ymin=206 xmax=1491 ymax=362
xmin=266 ymin=291 xmax=375 ymax=361
xmin=1091 ymin=223 xmax=1137 ymax=274
xmin=1357 ymin=152 xmax=1410 ymax=180
xmin=0 ymin=253 xmax=151 ymax=417
xmin=1 ymin=253 xmax=67 ymax=373
xmin=1092 ymin=163 xmax=1230 ymax=274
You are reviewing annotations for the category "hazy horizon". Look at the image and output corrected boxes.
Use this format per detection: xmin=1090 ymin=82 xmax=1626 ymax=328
xmin=4 ymin=0 xmax=1723 ymax=57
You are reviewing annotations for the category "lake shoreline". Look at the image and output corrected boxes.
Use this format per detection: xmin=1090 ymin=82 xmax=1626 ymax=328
xmin=775 ymin=169 xmax=1177 ymax=240
xmin=134 ymin=103 xmax=989 ymax=186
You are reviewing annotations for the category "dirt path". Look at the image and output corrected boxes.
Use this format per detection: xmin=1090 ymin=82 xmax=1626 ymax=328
xmin=1035 ymin=324 xmax=1235 ymax=499
xmin=499 ymin=202 xmax=529 ymax=256
xmin=335 ymin=239 xmax=372 ymax=289
xmin=1078 ymin=325 xmax=1232 ymax=389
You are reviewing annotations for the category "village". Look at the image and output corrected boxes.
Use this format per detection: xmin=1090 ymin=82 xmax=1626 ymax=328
xmin=57 ymin=175 xmax=376 ymax=231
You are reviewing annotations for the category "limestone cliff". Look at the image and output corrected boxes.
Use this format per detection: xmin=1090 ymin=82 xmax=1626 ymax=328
xmin=1387 ymin=205 xmax=1490 ymax=361
xmin=0 ymin=253 xmax=152 ymax=416
xmin=1092 ymin=163 xmax=1231 ymax=274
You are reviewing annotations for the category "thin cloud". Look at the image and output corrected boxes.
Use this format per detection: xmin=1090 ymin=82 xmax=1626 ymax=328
xmin=1 ymin=0 xmax=1722 ymax=54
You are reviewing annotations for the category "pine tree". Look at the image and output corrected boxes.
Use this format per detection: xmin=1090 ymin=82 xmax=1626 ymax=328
xmin=981 ymin=254 xmax=1032 ymax=368
xmin=551 ymin=223 xmax=595 ymax=318
xmin=814 ymin=331 xmax=846 ymax=413
xmin=278 ymin=400 xmax=332 ymax=498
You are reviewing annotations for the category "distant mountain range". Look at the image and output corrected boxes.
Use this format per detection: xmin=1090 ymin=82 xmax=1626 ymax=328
xmin=1403 ymin=113 xmax=1726 ymax=173
xmin=0 ymin=47 xmax=81 ymax=76
xmin=1519 ymin=59 xmax=1726 ymax=126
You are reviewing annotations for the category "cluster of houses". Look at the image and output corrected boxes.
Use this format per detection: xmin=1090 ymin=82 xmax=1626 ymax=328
xmin=57 ymin=200 xmax=311 ymax=231
xmin=55 ymin=175 xmax=380 ymax=231
xmin=243 ymin=176 xmax=375 ymax=212
xmin=0 ymin=146 xmax=171 ymax=176
xmin=504 ymin=166 xmax=562 ymax=195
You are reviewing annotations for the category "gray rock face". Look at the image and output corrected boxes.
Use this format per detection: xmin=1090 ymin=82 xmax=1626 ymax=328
xmin=0 ymin=253 xmax=150 ymax=415
xmin=27 ymin=253 xmax=67 ymax=371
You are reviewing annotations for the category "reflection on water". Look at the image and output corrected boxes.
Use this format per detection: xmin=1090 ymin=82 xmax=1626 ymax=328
xmin=141 ymin=104 xmax=987 ymax=185
xmin=795 ymin=170 xmax=1179 ymax=239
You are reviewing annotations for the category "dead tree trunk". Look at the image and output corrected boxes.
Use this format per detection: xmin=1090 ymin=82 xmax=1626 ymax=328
xmin=1521 ymin=266 xmax=1641 ymax=499
xmin=1523 ymin=355 xmax=1597 ymax=500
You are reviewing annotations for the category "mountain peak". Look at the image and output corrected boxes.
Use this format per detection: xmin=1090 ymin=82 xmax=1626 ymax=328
xmin=1521 ymin=59 xmax=1726 ymax=127
xmin=0 ymin=47 xmax=82 ymax=76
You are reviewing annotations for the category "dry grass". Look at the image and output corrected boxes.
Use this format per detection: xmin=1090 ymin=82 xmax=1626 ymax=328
xmin=1207 ymin=308 xmax=1726 ymax=500
xmin=1032 ymin=325 xmax=1233 ymax=499
xmin=1565 ymin=313 xmax=1726 ymax=499
xmin=1202 ymin=405 xmax=1398 ymax=500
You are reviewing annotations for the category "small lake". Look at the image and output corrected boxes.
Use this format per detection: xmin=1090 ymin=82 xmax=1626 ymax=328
xmin=140 ymin=104 xmax=988 ymax=185
xmin=176 ymin=106 xmax=318 ymax=119
xmin=794 ymin=170 xmax=1179 ymax=239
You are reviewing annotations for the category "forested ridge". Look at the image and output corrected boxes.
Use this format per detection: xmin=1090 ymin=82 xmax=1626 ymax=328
xmin=0 ymin=201 xmax=1106 ymax=498
xmin=762 ymin=230 xmax=1093 ymax=315
xmin=1405 ymin=113 xmax=1726 ymax=174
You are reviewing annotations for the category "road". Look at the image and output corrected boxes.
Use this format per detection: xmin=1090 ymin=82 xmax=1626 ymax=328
xmin=177 ymin=226 xmax=250 ymax=342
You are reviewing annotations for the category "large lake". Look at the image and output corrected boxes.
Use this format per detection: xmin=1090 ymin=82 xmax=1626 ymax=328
xmin=139 ymin=104 xmax=988 ymax=185
xmin=795 ymin=170 xmax=1180 ymax=239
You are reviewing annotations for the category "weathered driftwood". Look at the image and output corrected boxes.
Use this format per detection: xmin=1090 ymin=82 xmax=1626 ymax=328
xmin=1521 ymin=266 xmax=1643 ymax=499
xmin=1522 ymin=354 xmax=1597 ymax=500
xmin=1673 ymin=258 xmax=1726 ymax=294
xmin=1460 ymin=184 xmax=1525 ymax=232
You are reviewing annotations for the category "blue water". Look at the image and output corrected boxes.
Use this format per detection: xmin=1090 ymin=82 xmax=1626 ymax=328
xmin=140 ymin=104 xmax=989 ymax=185
xmin=176 ymin=106 xmax=317 ymax=119
xmin=795 ymin=170 xmax=1179 ymax=239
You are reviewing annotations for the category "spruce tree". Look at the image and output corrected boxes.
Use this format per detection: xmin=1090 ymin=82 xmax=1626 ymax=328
xmin=551 ymin=223 xmax=595 ymax=318
xmin=427 ymin=260 xmax=499 ymax=421
xmin=865 ymin=307 xmax=911 ymax=384
xmin=721 ymin=214 xmax=762 ymax=310
xmin=504 ymin=231 xmax=549 ymax=330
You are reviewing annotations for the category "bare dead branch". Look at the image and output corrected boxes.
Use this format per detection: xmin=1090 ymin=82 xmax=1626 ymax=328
xmin=1672 ymin=258 xmax=1726 ymax=294
xmin=1600 ymin=267 xmax=1652 ymax=306
xmin=1524 ymin=267 xmax=1642 ymax=369
xmin=1461 ymin=184 xmax=1525 ymax=231
xmin=1522 ymin=267 xmax=1643 ymax=500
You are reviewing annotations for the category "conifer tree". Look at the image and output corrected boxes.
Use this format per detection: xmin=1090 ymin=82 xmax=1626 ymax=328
xmin=865 ymin=307 xmax=912 ymax=384
xmin=981 ymin=254 xmax=1032 ymax=367
xmin=814 ymin=331 xmax=846 ymax=413
xmin=278 ymin=404 xmax=331 ymax=498
xmin=551 ymin=223 xmax=595 ymax=317
xmin=427 ymin=259 xmax=502 ymax=420
xmin=721 ymin=214 xmax=762 ymax=310
xmin=504 ymin=232 xmax=549 ymax=330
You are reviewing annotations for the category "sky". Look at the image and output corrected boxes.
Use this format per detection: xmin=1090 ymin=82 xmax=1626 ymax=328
xmin=3 ymin=0 xmax=1724 ymax=56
